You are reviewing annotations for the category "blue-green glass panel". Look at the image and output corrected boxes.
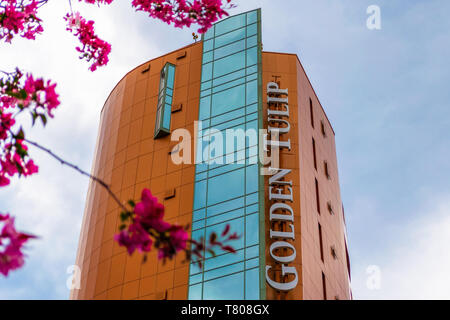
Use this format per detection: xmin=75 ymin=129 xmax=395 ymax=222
xmin=246 ymin=203 xmax=259 ymax=214
xmin=192 ymin=219 xmax=205 ymax=231
xmin=199 ymin=96 xmax=211 ymax=120
xmin=204 ymin=262 xmax=244 ymax=281
xmin=207 ymin=196 xmax=245 ymax=217
xmin=206 ymin=207 xmax=244 ymax=226
xmin=211 ymin=84 xmax=245 ymax=117
xmin=215 ymin=27 xmax=246 ymax=48
xmin=207 ymin=168 xmax=245 ymax=206
xmin=246 ymin=120 xmax=258 ymax=136
xmin=214 ymin=39 xmax=245 ymax=60
xmin=245 ymin=245 xmax=259 ymax=259
xmin=204 ymin=249 xmax=245 ymax=271
xmin=200 ymin=88 xmax=212 ymax=98
xmin=193 ymin=180 xmax=207 ymax=209
xmin=202 ymin=62 xmax=213 ymax=82
xmin=213 ymin=77 xmax=246 ymax=94
xmin=246 ymin=112 xmax=258 ymax=122
xmin=190 ymin=273 xmax=203 ymax=284
xmin=246 ymin=103 xmax=258 ymax=114
xmin=195 ymin=171 xmax=208 ymax=181
xmin=245 ymin=193 xmax=258 ymax=205
xmin=213 ymin=51 xmax=246 ymax=78
xmin=163 ymin=104 xmax=171 ymax=129
xmin=190 ymin=257 xmax=203 ymax=275
xmin=211 ymin=108 xmax=245 ymax=127
xmin=215 ymin=14 xmax=246 ymax=36
xmin=246 ymin=65 xmax=258 ymax=75
xmin=246 ymin=35 xmax=257 ymax=48
xmin=203 ymin=272 xmax=244 ymax=300
xmin=246 ymin=73 xmax=258 ymax=82
xmin=193 ymin=209 xmax=206 ymax=221
xmin=246 ymin=23 xmax=257 ymax=37
xmin=203 ymin=51 xmax=213 ymax=63
xmin=167 ymin=65 xmax=175 ymax=88
xmin=245 ymin=213 xmax=259 ymax=246
xmin=246 ymin=80 xmax=258 ymax=105
xmin=213 ymin=69 xmax=246 ymax=87
xmin=246 ymin=47 xmax=258 ymax=67
xmin=204 ymin=39 xmax=214 ymax=52
xmin=246 ymin=258 xmax=259 ymax=269
xmin=247 ymin=11 xmax=258 ymax=25
xmin=189 ymin=283 xmax=202 ymax=300
xmin=204 ymin=26 xmax=215 ymax=40
xmin=245 ymin=268 xmax=259 ymax=300
xmin=246 ymin=164 xmax=258 ymax=194
xmin=209 ymin=164 xmax=245 ymax=180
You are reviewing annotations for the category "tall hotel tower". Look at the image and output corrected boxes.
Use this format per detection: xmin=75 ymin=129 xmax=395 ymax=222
xmin=71 ymin=9 xmax=352 ymax=300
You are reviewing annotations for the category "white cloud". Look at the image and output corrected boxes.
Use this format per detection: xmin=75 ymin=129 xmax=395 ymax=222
xmin=351 ymin=195 xmax=450 ymax=299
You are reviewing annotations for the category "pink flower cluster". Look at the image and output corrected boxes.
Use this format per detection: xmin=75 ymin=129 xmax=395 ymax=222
xmin=115 ymin=189 xmax=189 ymax=260
xmin=80 ymin=0 xmax=114 ymax=5
xmin=65 ymin=12 xmax=111 ymax=72
xmin=0 ymin=69 xmax=59 ymax=186
xmin=0 ymin=0 xmax=44 ymax=43
xmin=0 ymin=213 xmax=35 ymax=276
xmin=131 ymin=0 xmax=235 ymax=33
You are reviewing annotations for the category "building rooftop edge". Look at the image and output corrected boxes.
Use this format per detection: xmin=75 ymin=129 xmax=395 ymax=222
xmin=99 ymin=45 xmax=336 ymax=136
xmin=262 ymin=51 xmax=336 ymax=136
xmin=100 ymin=41 xmax=202 ymax=114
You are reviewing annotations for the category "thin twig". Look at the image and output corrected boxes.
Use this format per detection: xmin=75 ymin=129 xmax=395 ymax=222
xmin=23 ymin=137 xmax=129 ymax=213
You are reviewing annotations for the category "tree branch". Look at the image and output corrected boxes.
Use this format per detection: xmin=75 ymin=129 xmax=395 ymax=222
xmin=23 ymin=137 xmax=129 ymax=213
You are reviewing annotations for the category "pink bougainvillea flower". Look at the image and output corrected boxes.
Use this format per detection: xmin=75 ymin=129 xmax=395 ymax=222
xmin=64 ymin=12 xmax=112 ymax=72
xmin=131 ymin=0 xmax=235 ymax=34
xmin=0 ymin=213 xmax=36 ymax=276
xmin=0 ymin=0 xmax=44 ymax=43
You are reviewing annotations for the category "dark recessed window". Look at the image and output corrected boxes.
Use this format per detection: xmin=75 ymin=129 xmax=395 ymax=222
xmin=154 ymin=63 xmax=176 ymax=139
xmin=310 ymin=98 xmax=314 ymax=128
xmin=331 ymin=245 xmax=338 ymax=259
xmin=318 ymin=223 xmax=324 ymax=262
xmin=321 ymin=120 xmax=326 ymax=137
xmin=324 ymin=161 xmax=330 ymax=180
xmin=312 ymin=138 xmax=317 ymax=170
xmin=327 ymin=201 xmax=334 ymax=215
xmin=315 ymin=178 xmax=321 ymax=214
xmin=322 ymin=272 xmax=327 ymax=300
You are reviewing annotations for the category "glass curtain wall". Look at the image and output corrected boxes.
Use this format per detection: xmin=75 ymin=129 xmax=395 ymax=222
xmin=188 ymin=9 xmax=262 ymax=300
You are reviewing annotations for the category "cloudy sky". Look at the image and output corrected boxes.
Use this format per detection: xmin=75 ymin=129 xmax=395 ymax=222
xmin=1 ymin=0 xmax=449 ymax=299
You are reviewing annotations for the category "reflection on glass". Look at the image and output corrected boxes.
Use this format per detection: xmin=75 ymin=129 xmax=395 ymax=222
xmin=213 ymin=51 xmax=246 ymax=78
xmin=215 ymin=13 xmax=246 ymax=36
xmin=189 ymin=283 xmax=202 ymax=300
xmin=211 ymin=84 xmax=246 ymax=117
xmin=190 ymin=8 xmax=261 ymax=301
xmin=203 ymin=272 xmax=244 ymax=300
xmin=215 ymin=27 xmax=246 ymax=48
xmin=207 ymin=169 xmax=245 ymax=206
xmin=245 ymin=268 xmax=259 ymax=300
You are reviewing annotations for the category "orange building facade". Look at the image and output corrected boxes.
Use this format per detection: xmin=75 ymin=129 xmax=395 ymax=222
xmin=70 ymin=9 xmax=351 ymax=300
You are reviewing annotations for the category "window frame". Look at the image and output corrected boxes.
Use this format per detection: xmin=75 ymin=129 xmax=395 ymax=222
xmin=154 ymin=62 xmax=176 ymax=139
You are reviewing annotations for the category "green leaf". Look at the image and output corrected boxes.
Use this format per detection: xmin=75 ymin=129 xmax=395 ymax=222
xmin=40 ymin=114 xmax=47 ymax=127
xmin=120 ymin=211 xmax=130 ymax=222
